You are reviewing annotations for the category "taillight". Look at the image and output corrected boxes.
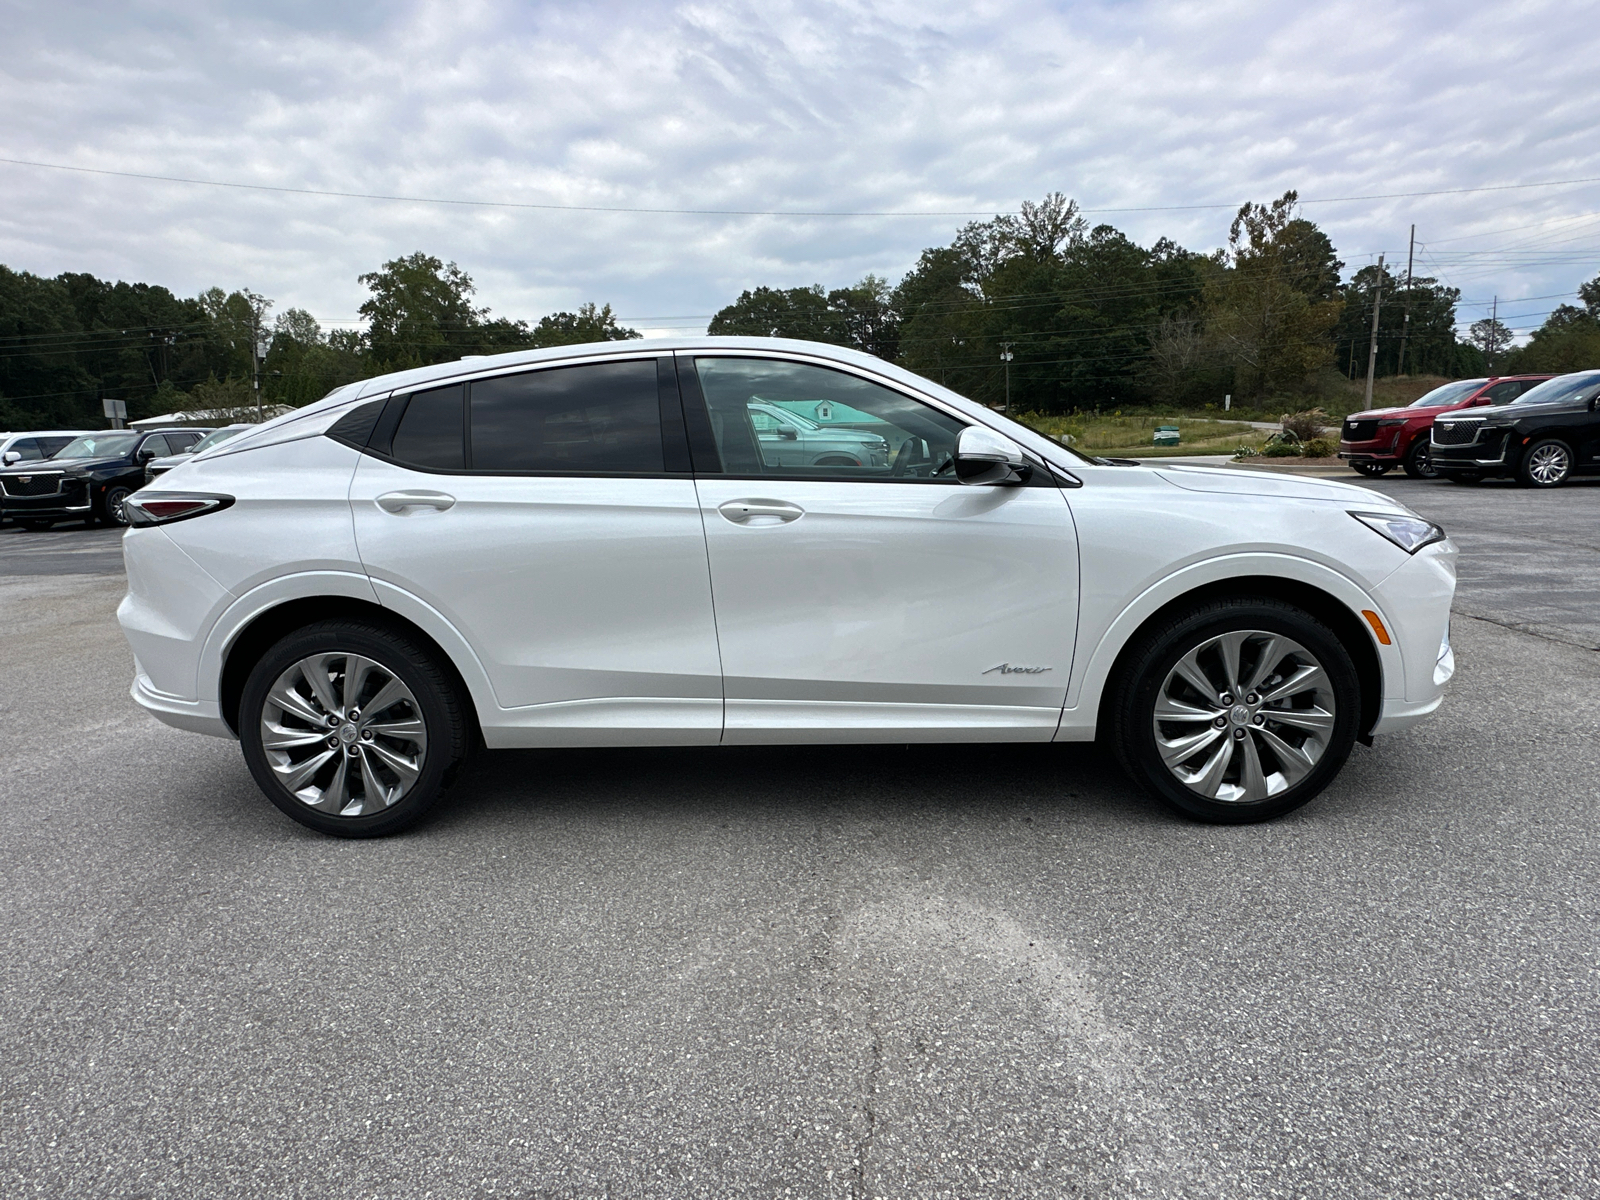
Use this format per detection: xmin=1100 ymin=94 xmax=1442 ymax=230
xmin=124 ymin=493 xmax=234 ymax=527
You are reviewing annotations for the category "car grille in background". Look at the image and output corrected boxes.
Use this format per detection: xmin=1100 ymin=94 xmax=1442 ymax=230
xmin=1432 ymin=419 xmax=1484 ymax=446
xmin=1343 ymin=419 xmax=1379 ymax=441
xmin=1 ymin=474 xmax=63 ymax=497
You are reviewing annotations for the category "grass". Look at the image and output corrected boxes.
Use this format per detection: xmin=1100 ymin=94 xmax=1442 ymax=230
xmin=1015 ymin=412 xmax=1260 ymax=456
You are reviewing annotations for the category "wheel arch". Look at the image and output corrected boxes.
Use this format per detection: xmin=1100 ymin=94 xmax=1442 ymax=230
xmin=1078 ymin=571 xmax=1386 ymax=743
xmin=218 ymin=594 xmax=484 ymax=746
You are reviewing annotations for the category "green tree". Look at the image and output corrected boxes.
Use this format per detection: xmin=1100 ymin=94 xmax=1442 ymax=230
xmin=358 ymin=253 xmax=491 ymax=369
xmin=529 ymin=302 xmax=641 ymax=347
xmin=0 ymin=266 xmax=93 ymax=427
xmin=1507 ymin=272 xmax=1600 ymax=373
xmin=1467 ymin=317 xmax=1515 ymax=373
xmin=1204 ymin=191 xmax=1342 ymax=399
xmin=1334 ymin=267 xmax=1466 ymax=378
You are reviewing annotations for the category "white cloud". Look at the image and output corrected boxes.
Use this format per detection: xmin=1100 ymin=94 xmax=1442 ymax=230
xmin=2 ymin=0 xmax=1597 ymax=337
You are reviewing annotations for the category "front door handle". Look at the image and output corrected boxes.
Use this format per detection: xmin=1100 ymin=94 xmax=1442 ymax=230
xmin=717 ymin=498 xmax=804 ymax=525
xmin=376 ymin=490 xmax=456 ymax=514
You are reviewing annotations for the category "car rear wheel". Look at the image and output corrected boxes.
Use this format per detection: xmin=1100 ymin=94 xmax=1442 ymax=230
xmin=1107 ymin=597 xmax=1361 ymax=823
xmin=1518 ymin=438 xmax=1573 ymax=487
xmin=1402 ymin=437 xmax=1438 ymax=480
xmin=1350 ymin=461 xmax=1390 ymax=477
xmin=239 ymin=620 xmax=469 ymax=837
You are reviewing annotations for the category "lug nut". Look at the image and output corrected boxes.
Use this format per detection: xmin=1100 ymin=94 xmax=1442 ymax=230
xmin=326 ymin=735 xmax=339 ymax=749
xmin=1219 ymin=693 xmax=1233 ymax=705
xmin=349 ymin=708 xmax=360 ymax=720
xmin=1232 ymin=728 xmax=1246 ymax=740
xmin=347 ymin=744 xmax=361 ymax=757
xmin=326 ymin=713 xmax=340 ymax=727
xmin=1213 ymin=716 xmax=1227 ymax=728
xmin=1253 ymin=714 xmax=1265 ymax=725
xmin=1246 ymin=693 xmax=1259 ymax=705
xmin=361 ymin=729 xmax=374 ymax=741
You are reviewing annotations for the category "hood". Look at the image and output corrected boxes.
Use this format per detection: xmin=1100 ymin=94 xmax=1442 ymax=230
xmin=1345 ymin=406 xmax=1413 ymax=420
xmin=3 ymin=455 xmax=123 ymax=474
xmin=1154 ymin=463 xmax=1409 ymax=508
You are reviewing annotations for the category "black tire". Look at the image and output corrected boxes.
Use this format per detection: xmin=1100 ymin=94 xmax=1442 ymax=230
xmin=1350 ymin=461 xmax=1390 ymax=477
xmin=1107 ymin=597 xmax=1362 ymax=824
xmin=1517 ymin=437 xmax=1573 ymax=488
xmin=239 ymin=620 xmax=469 ymax=837
xmin=1441 ymin=471 xmax=1483 ymax=484
xmin=1401 ymin=437 xmax=1438 ymax=480
xmin=101 ymin=485 xmax=133 ymax=526
xmin=19 ymin=519 xmax=55 ymax=531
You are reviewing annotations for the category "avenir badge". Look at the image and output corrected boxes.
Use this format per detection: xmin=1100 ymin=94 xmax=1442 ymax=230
xmin=983 ymin=663 xmax=1053 ymax=675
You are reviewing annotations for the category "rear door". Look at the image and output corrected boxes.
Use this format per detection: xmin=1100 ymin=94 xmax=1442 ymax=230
xmin=349 ymin=356 xmax=724 ymax=745
xmin=682 ymin=354 xmax=1079 ymax=743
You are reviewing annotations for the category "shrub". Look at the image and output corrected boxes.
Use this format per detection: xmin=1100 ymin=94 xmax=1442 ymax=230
xmin=1280 ymin=408 xmax=1329 ymax=441
xmin=1262 ymin=440 xmax=1301 ymax=457
xmin=1302 ymin=437 xmax=1335 ymax=458
xmin=1233 ymin=444 xmax=1258 ymax=458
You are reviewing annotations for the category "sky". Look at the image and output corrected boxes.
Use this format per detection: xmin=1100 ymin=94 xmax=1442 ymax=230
xmin=2 ymin=0 xmax=1598 ymax=342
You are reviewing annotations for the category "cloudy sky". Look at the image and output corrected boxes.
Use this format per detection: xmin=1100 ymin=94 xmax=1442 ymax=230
xmin=3 ymin=0 xmax=1598 ymax=340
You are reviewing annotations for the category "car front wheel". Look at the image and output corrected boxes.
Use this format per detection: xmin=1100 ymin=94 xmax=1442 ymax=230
xmin=1518 ymin=438 xmax=1573 ymax=487
xmin=1108 ymin=598 xmax=1361 ymax=823
xmin=1402 ymin=437 xmax=1438 ymax=479
xmin=101 ymin=485 xmax=133 ymax=526
xmin=239 ymin=620 xmax=469 ymax=837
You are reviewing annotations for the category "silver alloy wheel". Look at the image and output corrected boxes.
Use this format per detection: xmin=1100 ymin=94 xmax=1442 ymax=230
xmin=260 ymin=652 xmax=428 ymax=816
xmin=1527 ymin=443 xmax=1570 ymax=485
xmin=1151 ymin=629 xmax=1337 ymax=804
xmin=106 ymin=486 xmax=132 ymax=526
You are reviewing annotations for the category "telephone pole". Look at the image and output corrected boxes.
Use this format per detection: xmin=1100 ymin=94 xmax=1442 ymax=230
xmin=1363 ymin=254 xmax=1385 ymax=409
xmin=1396 ymin=225 xmax=1415 ymax=377
xmin=1000 ymin=342 xmax=1014 ymax=413
xmin=1490 ymin=295 xmax=1499 ymax=374
xmin=251 ymin=302 xmax=263 ymax=422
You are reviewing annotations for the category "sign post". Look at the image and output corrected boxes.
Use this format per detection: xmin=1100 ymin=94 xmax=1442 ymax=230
xmin=102 ymin=399 xmax=128 ymax=430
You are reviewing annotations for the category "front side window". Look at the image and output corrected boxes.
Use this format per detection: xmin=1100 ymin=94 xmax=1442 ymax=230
xmin=8 ymin=439 xmax=43 ymax=461
xmin=692 ymin=358 xmax=965 ymax=481
xmin=139 ymin=435 xmax=173 ymax=458
xmin=471 ymin=360 xmax=662 ymax=474
xmin=1509 ymin=373 xmax=1600 ymax=407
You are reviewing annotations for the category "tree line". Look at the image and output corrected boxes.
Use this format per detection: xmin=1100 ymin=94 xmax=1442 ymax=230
xmin=0 ymin=252 xmax=639 ymax=428
xmin=4 ymin=195 xmax=1596 ymax=429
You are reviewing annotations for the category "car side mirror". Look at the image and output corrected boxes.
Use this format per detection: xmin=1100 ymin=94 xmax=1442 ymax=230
xmin=776 ymin=426 xmax=798 ymax=441
xmin=1474 ymin=397 xmax=1492 ymax=406
xmin=954 ymin=426 xmax=1032 ymax=485
xmin=1 ymin=451 xmax=18 ymax=466
xmin=137 ymin=447 xmax=157 ymax=460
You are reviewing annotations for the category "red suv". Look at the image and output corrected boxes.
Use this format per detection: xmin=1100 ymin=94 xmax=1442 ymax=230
xmin=1339 ymin=375 xmax=1553 ymax=478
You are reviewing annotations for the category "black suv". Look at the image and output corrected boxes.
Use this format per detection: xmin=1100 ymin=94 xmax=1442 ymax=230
xmin=0 ymin=427 xmax=212 ymax=529
xmin=1430 ymin=370 xmax=1600 ymax=487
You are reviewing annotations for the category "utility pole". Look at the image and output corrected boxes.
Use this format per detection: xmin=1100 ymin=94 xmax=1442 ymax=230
xmin=1490 ymin=295 xmax=1499 ymax=374
xmin=1363 ymin=254 xmax=1385 ymax=410
xmin=999 ymin=342 xmax=1014 ymax=413
xmin=250 ymin=301 xmax=263 ymax=422
xmin=1396 ymin=225 xmax=1415 ymax=377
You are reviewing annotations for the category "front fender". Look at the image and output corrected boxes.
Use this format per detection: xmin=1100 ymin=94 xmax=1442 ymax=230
xmin=1055 ymin=552 xmax=1401 ymax=741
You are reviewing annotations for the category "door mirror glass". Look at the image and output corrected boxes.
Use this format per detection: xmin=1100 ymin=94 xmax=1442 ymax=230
xmin=954 ymin=426 xmax=1031 ymax=486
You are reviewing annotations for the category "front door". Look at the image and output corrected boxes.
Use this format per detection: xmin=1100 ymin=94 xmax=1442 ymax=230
xmin=349 ymin=356 xmax=723 ymax=745
xmin=682 ymin=354 xmax=1079 ymax=743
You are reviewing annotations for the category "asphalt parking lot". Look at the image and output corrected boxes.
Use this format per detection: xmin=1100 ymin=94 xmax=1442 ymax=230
xmin=2 ymin=474 xmax=1598 ymax=1198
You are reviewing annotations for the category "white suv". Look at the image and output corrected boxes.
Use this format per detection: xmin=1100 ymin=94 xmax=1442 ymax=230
xmin=118 ymin=338 xmax=1457 ymax=836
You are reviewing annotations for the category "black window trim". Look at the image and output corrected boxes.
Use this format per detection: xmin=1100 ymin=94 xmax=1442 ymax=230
xmin=346 ymin=354 xmax=694 ymax=479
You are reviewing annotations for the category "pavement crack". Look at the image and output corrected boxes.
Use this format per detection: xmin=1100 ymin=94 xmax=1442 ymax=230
xmin=849 ymin=1018 xmax=883 ymax=1200
xmin=1457 ymin=609 xmax=1599 ymax=652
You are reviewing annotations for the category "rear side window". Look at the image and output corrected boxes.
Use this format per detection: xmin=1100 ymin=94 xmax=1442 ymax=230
xmin=470 ymin=361 xmax=662 ymax=474
xmin=391 ymin=385 xmax=465 ymax=470
xmin=170 ymin=432 xmax=202 ymax=451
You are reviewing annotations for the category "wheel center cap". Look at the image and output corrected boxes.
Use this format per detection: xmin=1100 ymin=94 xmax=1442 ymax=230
xmin=338 ymin=723 xmax=359 ymax=743
xmin=1229 ymin=704 xmax=1252 ymax=725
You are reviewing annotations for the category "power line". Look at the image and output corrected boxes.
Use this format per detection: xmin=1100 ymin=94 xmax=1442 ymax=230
xmin=4 ymin=154 xmax=1600 ymax=218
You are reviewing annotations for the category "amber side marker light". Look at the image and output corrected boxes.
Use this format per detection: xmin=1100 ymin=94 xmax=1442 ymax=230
xmin=1361 ymin=610 xmax=1392 ymax=646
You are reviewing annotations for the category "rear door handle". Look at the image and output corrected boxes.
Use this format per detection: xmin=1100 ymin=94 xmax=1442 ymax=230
xmin=717 ymin=498 xmax=804 ymax=525
xmin=376 ymin=490 xmax=456 ymax=514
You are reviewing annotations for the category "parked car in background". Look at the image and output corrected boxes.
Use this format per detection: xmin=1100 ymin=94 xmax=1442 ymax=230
xmin=1431 ymin=370 xmax=1600 ymax=487
xmin=0 ymin=430 xmax=93 ymax=466
xmin=0 ymin=427 xmax=212 ymax=529
xmin=144 ymin=423 xmax=255 ymax=482
xmin=1338 ymin=375 xmax=1553 ymax=479
xmin=746 ymin=400 xmax=891 ymax=468
xmin=118 ymin=337 xmax=1455 ymax=838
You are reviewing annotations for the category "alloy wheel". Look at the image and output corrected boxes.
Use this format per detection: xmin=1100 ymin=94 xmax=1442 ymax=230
xmin=1526 ymin=443 xmax=1571 ymax=485
xmin=1151 ymin=630 xmax=1337 ymax=804
xmin=259 ymin=652 xmax=428 ymax=816
xmin=105 ymin=486 xmax=132 ymax=526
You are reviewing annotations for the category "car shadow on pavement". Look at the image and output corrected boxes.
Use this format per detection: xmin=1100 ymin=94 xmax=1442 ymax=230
xmin=426 ymin=739 xmax=1164 ymax=833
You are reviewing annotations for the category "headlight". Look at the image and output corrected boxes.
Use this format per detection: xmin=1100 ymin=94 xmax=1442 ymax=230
xmin=1349 ymin=510 xmax=1446 ymax=553
xmin=1376 ymin=418 xmax=1406 ymax=427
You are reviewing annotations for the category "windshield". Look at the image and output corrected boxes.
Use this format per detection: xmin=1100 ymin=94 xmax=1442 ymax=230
xmin=54 ymin=433 xmax=139 ymax=459
xmin=1510 ymin=372 xmax=1600 ymax=406
xmin=1408 ymin=380 xmax=1485 ymax=408
xmin=189 ymin=425 xmax=250 ymax=453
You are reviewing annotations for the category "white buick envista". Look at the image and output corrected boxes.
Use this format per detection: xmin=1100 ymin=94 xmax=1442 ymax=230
xmin=117 ymin=338 xmax=1457 ymax=836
